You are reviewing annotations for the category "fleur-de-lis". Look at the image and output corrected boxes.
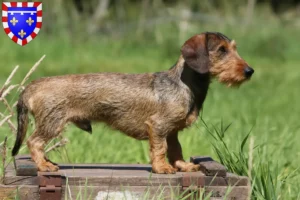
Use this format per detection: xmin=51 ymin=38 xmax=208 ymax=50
xmin=18 ymin=29 xmax=26 ymax=38
xmin=10 ymin=17 xmax=18 ymax=26
xmin=26 ymin=17 xmax=34 ymax=26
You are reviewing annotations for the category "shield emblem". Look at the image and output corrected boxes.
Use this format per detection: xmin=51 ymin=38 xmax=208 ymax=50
xmin=2 ymin=2 xmax=42 ymax=46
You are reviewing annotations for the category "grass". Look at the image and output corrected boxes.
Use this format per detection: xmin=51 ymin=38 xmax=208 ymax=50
xmin=1 ymin=7 xmax=300 ymax=199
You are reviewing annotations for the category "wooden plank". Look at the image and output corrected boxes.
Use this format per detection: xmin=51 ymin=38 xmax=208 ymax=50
xmin=14 ymin=155 xmax=37 ymax=176
xmin=6 ymin=162 xmax=183 ymax=186
xmin=190 ymin=156 xmax=227 ymax=177
xmin=11 ymin=155 xmax=249 ymax=185
xmin=14 ymin=154 xmax=154 ymax=176
xmin=203 ymin=186 xmax=250 ymax=200
xmin=4 ymin=173 xmax=182 ymax=186
xmin=14 ymin=155 xmax=228 ymax=179
xmin=4 ymin=164 xmax=38 ymax=185
xmin=40 ymin=165 xmax=183 ymax=186
xmin=59 ymin=163 xmax=152 ymax=170
xmin=0 ymin=185 xmax=39 ymax=200
xmin=4 ymin=175 xmax=38 ymax=185
xmin=182 ymin=173 xmax=226 ymax=187
xmin=62 ymin=185 xmax=181 ymax=200
xmin=64 ymin=174 xmax=182 ymax=186
xmin=182 ymin=172 xmax=249 ymax=187
xmin=5 ymin=162 xmax=15 ymax=172
xmin=4 ymin=172 xmax=249 ymax=188
xmin=0 ymin=185 xmax=250 ymax=200
xmin=226 ymin=173 xmax=250 ymax=186
xmin=5 ymin=155 xmax=251 ymax=200
xmin=182 ymin=186 xmax=250 ymax=200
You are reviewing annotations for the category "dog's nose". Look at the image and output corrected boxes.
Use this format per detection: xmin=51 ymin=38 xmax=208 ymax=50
xmin=244 ymin=66 xmax=254 ymax=78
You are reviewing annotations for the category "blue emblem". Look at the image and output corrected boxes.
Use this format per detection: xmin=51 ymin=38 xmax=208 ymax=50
xmin=2 ymin=2 xmax=42 ymax=46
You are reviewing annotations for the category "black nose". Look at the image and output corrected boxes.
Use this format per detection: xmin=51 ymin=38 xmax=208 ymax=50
xmin=244 ymin=67 xmax=254 ymax=78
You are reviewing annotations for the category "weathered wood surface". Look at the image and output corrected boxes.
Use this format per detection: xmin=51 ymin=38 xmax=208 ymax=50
xmin=182 ymin=186 xmax=250 ymax=200
xmin=182 ymin=172 xmax=249 ymax=187
xmin=203 ymin=186 xmax=250 ymax=200
xmin=14 ymin=155 xmax=37 ymax=176
xmin=4 ymin=165 xmax=38 ymax=185
xmin=6 ymin=163 xmax=248 ymax=187
xmin=190 ymin=156 xmax=227 ymax=177
xmin=0 ymin=185 xmax=39 ymax=200
xmin=14 ymin=155 xmax=228 ymax=177
xmin=2 ymin=155 xmax=251 ymax=200
xmin=61 ymin=185 xmax=182 ymax=200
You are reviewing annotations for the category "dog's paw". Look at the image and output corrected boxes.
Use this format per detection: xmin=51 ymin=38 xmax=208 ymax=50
xmin=180 ymin=163 xmax=200 ymax=172
xmin=152 ymin=163 xmax=177 ymax=174
xmin=38 ymin=161 xmax=59 ymax=172
xmin=174 ymin=161 xmax=200 ymax=172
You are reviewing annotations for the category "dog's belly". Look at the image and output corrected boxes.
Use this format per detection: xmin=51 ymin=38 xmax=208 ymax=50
xmin=100 ymin=118 xmax=150 ymax=140
xmin=85 ymin=102 xmax=153 ymax=140
xmin=109 ymin=113 xmax=150 ymax=140
xmin=120 ymin=129 xmax=149 ymax=140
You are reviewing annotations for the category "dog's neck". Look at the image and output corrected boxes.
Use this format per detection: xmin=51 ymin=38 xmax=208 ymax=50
xmin=169 ymin=55 xmax=210 ymax=109
xmin=169 ymin=55 xmax=210 ymax=92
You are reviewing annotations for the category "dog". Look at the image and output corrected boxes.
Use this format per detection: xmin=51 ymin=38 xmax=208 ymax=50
xmin=12 ymin=32 xmax=254 ymax=174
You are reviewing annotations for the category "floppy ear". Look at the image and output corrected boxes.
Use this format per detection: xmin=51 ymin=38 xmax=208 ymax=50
xmin=181 ymin=34 xmax=209 ymax=74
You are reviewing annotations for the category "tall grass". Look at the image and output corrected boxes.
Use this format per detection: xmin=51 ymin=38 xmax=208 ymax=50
xmin=201 ymin=119 xmax=299 ymax=199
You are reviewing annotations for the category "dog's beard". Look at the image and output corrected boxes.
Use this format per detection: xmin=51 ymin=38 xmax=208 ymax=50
xmin=214 ymin=73 xmax=248 ymax=87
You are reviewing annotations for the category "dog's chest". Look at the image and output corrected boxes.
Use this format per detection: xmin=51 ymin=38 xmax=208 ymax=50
xmin=179 ymin=91 xmax=206 ymax=130
xmin=185 ymin=106 xmax=199 ymax=126
xmin=171 ymin=101 xmax=201 ymax=132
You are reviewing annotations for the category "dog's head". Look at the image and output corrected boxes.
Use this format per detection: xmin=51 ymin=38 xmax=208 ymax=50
xmin=181 ymin=32 xmax=254 ymax=86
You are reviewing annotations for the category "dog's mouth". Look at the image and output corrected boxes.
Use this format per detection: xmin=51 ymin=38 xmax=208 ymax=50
xmin=211 ymin=68 xmax=253 ymax=87
xmin=217 ymin=75 xmax=248 ymax=87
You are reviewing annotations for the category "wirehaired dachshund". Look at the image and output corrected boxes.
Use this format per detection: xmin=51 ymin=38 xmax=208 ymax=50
xmin=12 ymin=32 xmax=254 ymax=173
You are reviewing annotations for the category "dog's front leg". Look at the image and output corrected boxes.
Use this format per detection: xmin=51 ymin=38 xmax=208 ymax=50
xmin=146 ymin=120 xmax=176 ymax=174
xmin=167 ymin=132 xmax=200 ymax=172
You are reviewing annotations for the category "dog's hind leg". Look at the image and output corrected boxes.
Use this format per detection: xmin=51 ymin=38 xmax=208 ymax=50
xmin=27 ymin=129 xmax=59 ymax=172
xmin=167 ymin=132 xmax=200 ymax=172
xmin=27 ymin=117 xmax=66 ymax=172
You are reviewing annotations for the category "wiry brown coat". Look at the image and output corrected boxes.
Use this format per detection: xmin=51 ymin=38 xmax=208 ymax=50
xmin=12 ymin=32 xmax=253 ymax=173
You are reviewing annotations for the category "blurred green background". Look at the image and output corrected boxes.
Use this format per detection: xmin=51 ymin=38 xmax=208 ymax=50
xmin=0 ymin=0 xmax=300 ymax=199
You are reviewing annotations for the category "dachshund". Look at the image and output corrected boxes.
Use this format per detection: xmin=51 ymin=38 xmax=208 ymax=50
xmin=12 ymin=32 xmax=254 ymax=173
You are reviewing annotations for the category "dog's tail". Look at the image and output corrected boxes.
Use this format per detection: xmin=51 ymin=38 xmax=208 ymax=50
xmin=12 ymin=94 xmax=29 ymax=156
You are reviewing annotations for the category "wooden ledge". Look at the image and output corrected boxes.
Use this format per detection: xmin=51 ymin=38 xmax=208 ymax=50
xmin=190 ymin=156 xmax=227 ymax=177
xmin=13 ymin=155 xmax=228 ymax=178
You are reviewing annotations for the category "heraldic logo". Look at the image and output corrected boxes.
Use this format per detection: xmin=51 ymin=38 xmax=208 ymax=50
xmin=2 ymin=2 xmax=42 ymax=46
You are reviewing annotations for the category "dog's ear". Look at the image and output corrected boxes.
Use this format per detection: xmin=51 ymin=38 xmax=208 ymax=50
xmin=181 ymin=34 xmax=209 ymax=74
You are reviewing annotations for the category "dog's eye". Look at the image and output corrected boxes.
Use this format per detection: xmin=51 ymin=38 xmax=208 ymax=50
xmin=218 ymin=46 xmax=227 ymax=53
